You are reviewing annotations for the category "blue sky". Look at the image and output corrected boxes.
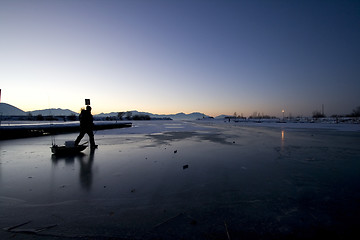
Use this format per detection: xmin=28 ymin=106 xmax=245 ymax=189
xmin=1 ymin=0 xmax=359 ymax=117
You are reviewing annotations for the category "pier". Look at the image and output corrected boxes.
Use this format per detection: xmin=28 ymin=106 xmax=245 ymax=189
xmin=0 ymin=122 xmax=132 ymax=140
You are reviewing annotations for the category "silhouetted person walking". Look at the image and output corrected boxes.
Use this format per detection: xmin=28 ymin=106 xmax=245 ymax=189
xmin=75 ymin=106 xmax=97 ymax=149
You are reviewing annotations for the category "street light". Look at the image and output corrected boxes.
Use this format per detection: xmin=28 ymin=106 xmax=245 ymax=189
xmin=282 ymin=109 xmax=285 ymax=121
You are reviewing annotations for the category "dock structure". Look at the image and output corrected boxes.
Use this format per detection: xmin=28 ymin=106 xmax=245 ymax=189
xmin=0 ymin=122 xmax=132 ymax=140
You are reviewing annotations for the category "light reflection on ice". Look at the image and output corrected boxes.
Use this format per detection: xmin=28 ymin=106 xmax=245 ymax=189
xmin=281 ymin=129 xmax=285 ymax=150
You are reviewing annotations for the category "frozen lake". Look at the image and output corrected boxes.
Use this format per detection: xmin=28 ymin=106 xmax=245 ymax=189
xmin=1 ymin=120 xmax=360 ymax=239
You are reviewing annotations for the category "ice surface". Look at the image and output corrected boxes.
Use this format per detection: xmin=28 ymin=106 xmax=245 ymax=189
xmin=1 ymin=120 xmax=360 ymax=239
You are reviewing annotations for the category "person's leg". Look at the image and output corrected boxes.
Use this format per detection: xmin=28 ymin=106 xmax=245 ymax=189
xmin=87 ymin=130 xmax=96 ymax=148
xmin=75 ymin=131 xmax=85 ymax=145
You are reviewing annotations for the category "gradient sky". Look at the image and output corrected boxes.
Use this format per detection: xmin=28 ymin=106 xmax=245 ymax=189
xmin=1 ymin=0 xmax=359 ymax=117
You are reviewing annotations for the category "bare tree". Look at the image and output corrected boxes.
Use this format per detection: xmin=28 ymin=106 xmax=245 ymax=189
xmin=118 ymin=112 xmax=125 ymax=120
xmin=125 ymin=111 xmax=132 ymax=120
xmin=351 ymin=106 xmax=360 ymax=117
xmin=312 ymin=110 xmax=325 ymax=119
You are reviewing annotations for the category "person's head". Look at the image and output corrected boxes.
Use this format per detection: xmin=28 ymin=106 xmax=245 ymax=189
xmin=86 ymin=106 xmax=92 ymax=112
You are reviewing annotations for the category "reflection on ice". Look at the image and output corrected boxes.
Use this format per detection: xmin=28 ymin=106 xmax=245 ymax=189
xmin=281 ymin=129 xmax=285 ymax=150
xmin=51 ymin=152 xmax=85 ymax=166
xmin=1 ymin=121 xmax=360 ymax=239
xmin=79 ymin=149 xmax=95 ymax=191
xmin=51 ymin=149 xmax=95 ymax=191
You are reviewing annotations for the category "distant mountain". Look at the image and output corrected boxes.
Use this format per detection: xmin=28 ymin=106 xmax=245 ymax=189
xmin=0 ymin=103 xmax=78 ymax=116
xmin=170 ymin=112 xmax=209 ymax=120
xmin=1 ymin=103 xmax=212 ymax=120
xmin=95 ymin=111 xmax=211 ymax=120
xmin=96 ymin=110 xmax=146 ymax=118
xmin=0 ymin=103 xmax=26 ymax=116
xmin=29 ymin=108 xmax=78 ymax=116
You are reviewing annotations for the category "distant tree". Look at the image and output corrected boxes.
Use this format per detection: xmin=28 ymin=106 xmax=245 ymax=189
xmin=45 ymin=115 xmax=56 ymax=121
xmin=36 ymin=114 xmax=44 ymax=121
xmin=251 ymin=111 xmax=258 ymax=118
xmin=132 ymin=114 xmax=151 ymax=120
xmin=118 ymin=112 xmax=125 ymax=120
xmin=67 ymin=114 xmax=77 ymax=121
xmin=351 ymin=106 xmax=360 ymax=117
xmin=125 ymin=111 xmax=132 ymax=120
xmin=105 ymin=116 xmax=117 ymax=121
xmin=312 ymin=110 xmax=325 ymax=119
